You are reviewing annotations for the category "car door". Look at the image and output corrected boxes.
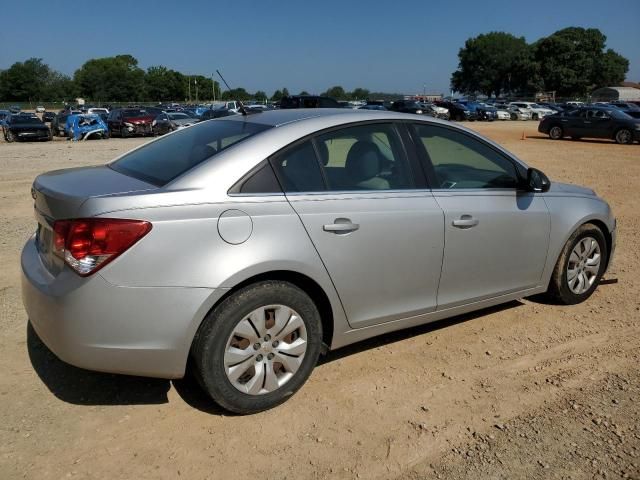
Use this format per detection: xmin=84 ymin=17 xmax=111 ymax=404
xmin=410 ymin=123 xmax=550 ymax=309
xmin=270 ymin=122 xmax=445 ymax=329
xmin=587 ymin=109 xmax=615 ymax=139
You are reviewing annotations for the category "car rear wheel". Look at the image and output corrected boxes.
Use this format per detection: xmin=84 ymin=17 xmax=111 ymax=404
xmin=532 ymin=113 xmax=539 ymax=121
xmin=614 ymin=128 xmax=633 ymax=145
xmin=545 ymin=223 xmax=607 ymax=305
xmin=549 ymin=126 xmax=563 ymax=140
xmin=192 ymin=280 xmax=323 ymax=414
xmin=5 ymin=130 xmax=15 ymax=143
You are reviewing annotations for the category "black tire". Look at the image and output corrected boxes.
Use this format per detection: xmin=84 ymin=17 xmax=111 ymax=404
xmin=121 ymin=126 xmax=128 ymax=138
xmin=5 ymin=130 xmax=16 ymax=143
xmin=191 ymin=280 xmax=323 ymax=414
xmin=545 ymin=223 xmax=608 ymax=305
xmin=549 ymin=125 xmax=563 ymax=140
xmin=510 ymin=113 xmax=518 ymax=120
xmin=614 ymin=128 xmax=633 ymax=145
xmin=532 ymin=113 xmax=539 ymax=121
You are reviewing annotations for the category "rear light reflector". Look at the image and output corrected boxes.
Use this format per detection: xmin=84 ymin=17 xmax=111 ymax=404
xmin=53 ymin=218 xmax=152 ymax=276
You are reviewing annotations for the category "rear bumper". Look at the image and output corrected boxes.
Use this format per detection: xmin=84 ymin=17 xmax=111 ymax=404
xmin=21 ymin=236 xmax=221 ymax=379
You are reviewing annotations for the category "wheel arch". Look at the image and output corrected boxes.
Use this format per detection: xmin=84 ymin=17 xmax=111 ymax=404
xmin=189 ymin=270 xmax=336 ymax=360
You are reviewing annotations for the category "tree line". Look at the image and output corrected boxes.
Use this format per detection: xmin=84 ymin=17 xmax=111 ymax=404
xmin=0 ymin=54 xmax=377 ymax=104
xmin=451 ymin=27 xmax=629 ymax=99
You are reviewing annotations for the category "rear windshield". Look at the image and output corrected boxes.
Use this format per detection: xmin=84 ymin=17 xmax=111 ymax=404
xmin=110 ymin=120 xmax=271 ymax=186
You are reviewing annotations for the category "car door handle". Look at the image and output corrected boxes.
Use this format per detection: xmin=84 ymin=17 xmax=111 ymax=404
xmin=323 ymin=219 xmax=360 ymax=233
xmin=452 ymin=215 xmax=479 ymax=229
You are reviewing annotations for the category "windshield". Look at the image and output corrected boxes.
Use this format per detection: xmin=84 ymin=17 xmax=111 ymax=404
xmin=609 ymin=109 xmax=633 ymax=120
xmin=122 ymin=109 xmax=150 ymax=118
xmin=10 ymin=116 xmax=42 ymax=124
xmin=110 ymin=120 xmax=272 ymax=186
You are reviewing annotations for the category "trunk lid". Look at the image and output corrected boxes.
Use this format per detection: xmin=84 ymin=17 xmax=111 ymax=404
xmin=33 ymin=165 xmax=156 ymax=220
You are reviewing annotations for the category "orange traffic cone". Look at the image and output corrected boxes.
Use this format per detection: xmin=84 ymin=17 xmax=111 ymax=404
xmin=521 ymin=131 xmax=527 ymax=140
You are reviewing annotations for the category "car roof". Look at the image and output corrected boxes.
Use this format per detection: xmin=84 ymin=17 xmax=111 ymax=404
xmin=223 ymin=108 xmax=424 ymax=127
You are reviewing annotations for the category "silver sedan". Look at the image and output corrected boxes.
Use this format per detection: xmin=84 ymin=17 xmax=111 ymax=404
xmin=22 ymin=109 xmax=616 ymax=413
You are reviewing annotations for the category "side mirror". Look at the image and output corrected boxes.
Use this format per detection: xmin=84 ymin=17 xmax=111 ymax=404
xmin=526 ymin=167 xmax=551 ymax=192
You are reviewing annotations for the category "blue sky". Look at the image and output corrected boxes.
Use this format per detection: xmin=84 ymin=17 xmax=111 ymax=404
xmin=1 ymin=0 xmax=638 ymax=95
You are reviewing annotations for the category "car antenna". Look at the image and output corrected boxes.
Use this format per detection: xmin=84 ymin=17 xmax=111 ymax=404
xmin=216 ymin=70 xmax=247 ymax=116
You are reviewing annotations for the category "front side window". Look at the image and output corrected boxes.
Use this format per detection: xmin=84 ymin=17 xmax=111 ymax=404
xmin=111 ymin=120 xmax=271 ymax=186
xmin=314 ymin=123 xmax=414 ymax=191
xmin=413 ymin=124 xmax=520 ymax=189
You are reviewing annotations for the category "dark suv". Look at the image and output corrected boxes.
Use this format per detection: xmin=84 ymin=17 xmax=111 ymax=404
xmin=389 ymin=100 xmax=426 ymax=115
xmin=279 ymin=96 xmax=340 ymax=109
xmin=435 ymin=101 xmax=477 ymax=121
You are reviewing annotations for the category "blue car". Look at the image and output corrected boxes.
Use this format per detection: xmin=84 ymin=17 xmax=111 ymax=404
xmin=0 ymin=110 xmax=10 ymax=127
xmin=65 ymin=114 xmax=109 ymax=141
xmin=460 ymin=101 xmax=498 ymax=121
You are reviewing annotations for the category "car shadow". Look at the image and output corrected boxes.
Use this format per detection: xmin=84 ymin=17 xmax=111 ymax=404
xmin=527 ymin=135 xmax=620 ymax=145
xmin=320 ymin=300 xmax=523 ymax=365
xmin=27 ymin=322 xmax=171 ymax=406
xmin=27 ymin=301 xmax=524 ymax=413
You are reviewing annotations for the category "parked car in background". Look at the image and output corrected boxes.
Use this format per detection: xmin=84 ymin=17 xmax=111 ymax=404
xmin=22 ymin=109 xmax=616 ymax=414
xmin=9 ymin=105 xmax=21 ymax=113
xmin=389 ymin=100 xmax=425 ymax=115
xmin=152 ymin=112 xmax=199 ymax=135
xmin=358 ymin=104 xmax=387 ymax=111
xmin=463 ymin=102 xmax=498 ymax=121
xmin=35 ymin=106 xmax=46 ymax=113
xmin=199 ymin=108 xmax=239 ymax=120
xmin=280 ymin=95 xmax=340 ymax=109
xmin=107 ymin=108 xmax=155 ymax=137
xmin=538 ymin=103 xmax=565 ymax=113
xmin=435 ymin=101 xmax=476 ymax=121
xmin=507 ymin=105 xmax=532 ymax=121
xmin=508 ymin=102 xmax=555 ymax=120
xmin=539 ymin=106 xmax=640 ymax=144
xmin=606 ymin=102 xmax=640 ymax=119
xmin=51 ymin=110 xmax=82 ymax=137
xmin=42 ymin=111 xmax=56 ymax=123
xmin=65 ymin=114 xmax=109 ymax=141
xmin=2 ymin=114 xmax=52 ymax=142
xmin=87 ymin=107 xmax=109 ymax=116
xmin=0 ymin=110 xmax=10 ymax=127
xmin=420 ymin=103 xmax=450 ymax=120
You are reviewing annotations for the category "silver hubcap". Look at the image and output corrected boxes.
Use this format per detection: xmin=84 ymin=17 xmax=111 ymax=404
xmin=616 ymin=130 xmax=630 ymax=144
xmin=567 ymin=236 xmax=601 ymax=295
xmin=224 ymin=305 xmax=307 ymax=395
xmin=550 ymin=127 xmax=562 ymax=139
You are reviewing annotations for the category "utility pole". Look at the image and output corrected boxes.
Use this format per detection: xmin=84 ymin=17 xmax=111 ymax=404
xmin=211 ymin=74 xmax=215 ymax=102
xmin=188 ymin=76 xmax=191 ymax=103
xmin=423 ymin=83 xmax=426 ymax=102
xmin=195 ymin=77 xmax=198 ymax=103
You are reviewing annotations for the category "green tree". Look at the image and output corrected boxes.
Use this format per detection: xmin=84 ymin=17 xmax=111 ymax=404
xmin=535 ymin=28 xmax=628 ymax=96
xmin=298 ymin=90 xmax=310 ymax=96
xmin=0 ymin=58 xmax=49 ymax=101
xmin=221 ymin=87 xmax=251 ymax=101
xmin=282 ymin=87 xmax=290 ymax=97
xmin=74 ymin=54 xmax=145 ymax=102
xmin=271 ymin=89 xmax=283 ymax=101
xmin=323 ymin=86 xmax=346 ymax=99
xmin=451 ymin=32 xmax=535 ymax=97
xmin=145 ymin=66 xmax=186 ymax=101
xmin=254 ymin=90 xmax=268 ymax=102
xmin=350 ymin=87 xmax=370 ymax=100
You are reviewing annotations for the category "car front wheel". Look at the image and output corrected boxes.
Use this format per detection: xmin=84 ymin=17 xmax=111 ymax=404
xmin=545 ymin=223 xmax=608 ymax=305
xmin=614 ymin=128 xmax=633 ymax=145
xmin=192 ymin=280 xmax=323 ymax=414
xmin=5 ymin=130 xmax=16 ymax=142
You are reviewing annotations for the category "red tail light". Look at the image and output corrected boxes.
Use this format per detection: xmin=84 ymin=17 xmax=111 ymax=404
xmin=53 ymin=218 xmax=152 ymax=276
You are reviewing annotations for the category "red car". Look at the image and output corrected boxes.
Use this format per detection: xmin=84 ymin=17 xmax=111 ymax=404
xmin=106 ymin=108 xmax=157 ymax=137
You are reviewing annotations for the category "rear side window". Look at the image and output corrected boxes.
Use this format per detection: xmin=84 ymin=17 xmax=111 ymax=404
xmin=110 ymin=120 xmax=271 ymax=186
xmin=270 ymin=141 xmax=325 ymax=192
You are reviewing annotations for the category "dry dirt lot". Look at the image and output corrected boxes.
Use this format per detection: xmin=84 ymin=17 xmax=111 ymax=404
xmin=0 ymin=121 xmax=638 ymax=480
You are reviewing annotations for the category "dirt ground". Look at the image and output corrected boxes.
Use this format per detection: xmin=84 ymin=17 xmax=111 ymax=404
xmin=0 ymin=121 xmax=638 ymax=480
